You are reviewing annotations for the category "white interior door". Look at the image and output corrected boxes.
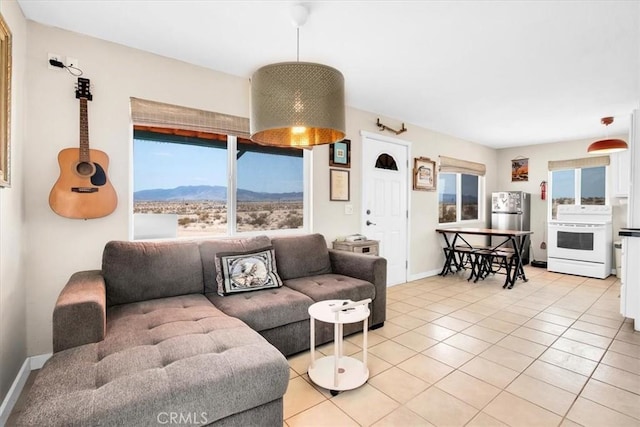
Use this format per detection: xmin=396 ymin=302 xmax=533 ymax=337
xmin=361 ymin=133 xmax=409 ymax=286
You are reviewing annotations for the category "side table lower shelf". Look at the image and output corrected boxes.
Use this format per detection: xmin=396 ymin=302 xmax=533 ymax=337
xmin=308 ymin=356 xmax=369 ymax=393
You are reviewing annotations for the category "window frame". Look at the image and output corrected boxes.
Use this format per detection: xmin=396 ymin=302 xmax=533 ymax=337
xmin=547 ymin=165 xmax=609 ymax=220
xmin=131 ymin=131 xmax=312 ymax=240
xmin=438 ymin=172 xmax=484 ymax=224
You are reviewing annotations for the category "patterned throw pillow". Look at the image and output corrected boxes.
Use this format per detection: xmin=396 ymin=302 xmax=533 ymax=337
xmin=215 ymin=247 xmax=283 ymax=296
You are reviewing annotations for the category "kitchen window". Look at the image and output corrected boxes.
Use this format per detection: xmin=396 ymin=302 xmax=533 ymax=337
xmin=549 ymin=163 xmax=607 ymax=219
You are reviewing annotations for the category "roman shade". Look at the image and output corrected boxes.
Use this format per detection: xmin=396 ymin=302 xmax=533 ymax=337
xmin=130 ymin=97 xmax=250 ymax=139
xmin=439 ymin=155 xmax=486 ymax=176
xmin=548 ymin=155 xmax=610 ymax=171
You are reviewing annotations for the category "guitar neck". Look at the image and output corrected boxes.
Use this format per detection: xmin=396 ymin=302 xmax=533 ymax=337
xmin=79 ymin=98 xmax=90 ymax=162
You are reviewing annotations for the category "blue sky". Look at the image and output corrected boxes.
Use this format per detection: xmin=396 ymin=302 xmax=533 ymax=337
xmin=552 ymin=167 xmax=605 ymax=198
xmin=133 ymin=139 xmax=303 ymax=193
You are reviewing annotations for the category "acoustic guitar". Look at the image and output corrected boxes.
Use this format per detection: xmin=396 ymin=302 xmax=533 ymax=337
xmin=49 ymin=78 xmax=117 ymax=219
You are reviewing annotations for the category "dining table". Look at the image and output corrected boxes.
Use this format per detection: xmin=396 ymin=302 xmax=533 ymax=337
xmin=435 ymin=227 xmax=533 ymax=289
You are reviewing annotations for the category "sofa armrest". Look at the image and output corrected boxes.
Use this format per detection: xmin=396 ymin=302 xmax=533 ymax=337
xmin=53 ymin=270 xmax=106 ymax=353
xmin=328 ymin=249 xmax=387 ymax=327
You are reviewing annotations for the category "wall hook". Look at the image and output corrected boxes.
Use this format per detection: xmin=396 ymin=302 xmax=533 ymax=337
xmin=376 ymin=118 xmax=407 ymax=135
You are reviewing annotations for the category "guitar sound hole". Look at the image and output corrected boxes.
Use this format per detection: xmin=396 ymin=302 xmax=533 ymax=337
xmin=76 ymin=162 xmax=94 ymax=177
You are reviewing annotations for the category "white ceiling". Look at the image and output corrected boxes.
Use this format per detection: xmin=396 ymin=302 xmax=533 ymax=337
xmin=17 ymin=0 xmax=640 ymax=149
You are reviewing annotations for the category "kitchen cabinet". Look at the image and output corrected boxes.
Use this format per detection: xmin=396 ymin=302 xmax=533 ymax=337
xmin=610 ymin=149 xmax=631 ymax=198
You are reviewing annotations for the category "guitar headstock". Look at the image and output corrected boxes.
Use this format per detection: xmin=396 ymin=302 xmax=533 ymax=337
xmin=75 ymin=77 xmax=93 ymax=101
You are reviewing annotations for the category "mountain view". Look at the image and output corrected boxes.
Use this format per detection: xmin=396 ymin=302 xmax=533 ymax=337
xmin=133 ymin=185 xmax=304 ymax=237
xmin=134 ymin=185 xmax=303 ymax=202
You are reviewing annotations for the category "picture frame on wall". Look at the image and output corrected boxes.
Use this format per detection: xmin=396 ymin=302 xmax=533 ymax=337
xmin=0 ymin=13 xmax=12 ymax=188
xmin=329 ymin=139 xmax=351 ymax=168
xmin=511 ymin=157 xmax=529 ymax=182
xmin=413 ymin=157 xmax=436 ymax=191
xmin=330 ymin=169 xmax=350 ymax=201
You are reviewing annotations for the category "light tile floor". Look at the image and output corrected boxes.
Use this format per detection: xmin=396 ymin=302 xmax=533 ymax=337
xmin=284 ymin=268 xmax=640 ymax=427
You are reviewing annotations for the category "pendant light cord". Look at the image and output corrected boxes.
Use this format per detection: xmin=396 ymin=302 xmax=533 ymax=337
xmin=296 ymin=27 xmax=300 ymax=62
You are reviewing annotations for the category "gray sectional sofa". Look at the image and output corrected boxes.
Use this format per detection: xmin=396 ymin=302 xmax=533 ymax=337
xmin=17 ymin=233 xmax=387 ymax=426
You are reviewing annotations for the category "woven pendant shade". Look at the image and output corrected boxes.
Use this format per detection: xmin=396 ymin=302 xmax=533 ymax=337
xmin=250 ymin=62 xmax=346 ymax=147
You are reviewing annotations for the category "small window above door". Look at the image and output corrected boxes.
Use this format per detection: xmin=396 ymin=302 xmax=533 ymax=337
xmin=375 ymin=153 xmax=398 ymax=171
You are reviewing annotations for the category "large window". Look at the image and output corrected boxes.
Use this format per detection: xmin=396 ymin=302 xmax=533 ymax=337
xmin=439 ymin=173 xmax=481 ymax=223
xmin=550 ymin=166 xmax=606 ymax=219
xmin=133 ymin=129 xmax=307 ymax=239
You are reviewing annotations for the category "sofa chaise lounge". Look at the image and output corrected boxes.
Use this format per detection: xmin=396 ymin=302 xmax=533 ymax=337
xmin=16 ymin=233 xmax=387 ymax=426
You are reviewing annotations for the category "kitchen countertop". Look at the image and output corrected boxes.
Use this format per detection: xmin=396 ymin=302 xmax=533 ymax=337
xmin=619 ymin=228 xmax=640 ymax=238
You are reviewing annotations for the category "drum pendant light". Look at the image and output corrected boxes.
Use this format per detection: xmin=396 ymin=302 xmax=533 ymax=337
xmin=250 ymin=4 xmax=346 ymax=148
xmin=587 ymin=117 xmax=628 ymax=154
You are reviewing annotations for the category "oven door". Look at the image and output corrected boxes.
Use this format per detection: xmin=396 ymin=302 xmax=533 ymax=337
xmin=548 ymin=222 xmax=607 ymax=263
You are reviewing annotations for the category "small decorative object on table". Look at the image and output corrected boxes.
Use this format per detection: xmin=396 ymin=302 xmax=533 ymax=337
xmin=308 ymin=299 xmax=371 ymax=395
xmin=333 ymin=239 xmax=379 ymax=256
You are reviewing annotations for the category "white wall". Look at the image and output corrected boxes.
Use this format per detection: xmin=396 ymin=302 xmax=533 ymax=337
xmin=24 ymin=22 xmax=499 ymax=355
xmin=25 ymin=22 xmax=249 ymax=355
xmin=496 ymin=137 xmax=628 ymax=263
xmin=313 ymin=107 xmax=498 ymax=278
xmin=0 ymin=0 xmax=27 ymax=404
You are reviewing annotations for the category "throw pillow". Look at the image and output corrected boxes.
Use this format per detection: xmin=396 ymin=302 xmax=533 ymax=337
xmin=215 ymin=247 xmax=283 ymax=296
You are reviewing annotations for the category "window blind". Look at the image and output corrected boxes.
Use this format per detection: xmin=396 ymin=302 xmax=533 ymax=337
xmin=439 ymin=155 xmax=486 ymax=176
xmin=548 ymin=155 xmax=610 ymax=171
xmin=130 ymin=97 xmax=250 ymax=139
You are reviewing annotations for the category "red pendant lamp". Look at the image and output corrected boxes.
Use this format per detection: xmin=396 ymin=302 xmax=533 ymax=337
xmin=587 ymin=117 xmax=628 ymax=154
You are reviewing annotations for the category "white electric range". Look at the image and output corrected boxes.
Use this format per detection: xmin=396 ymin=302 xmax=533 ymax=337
xmin=547 ymin=205 xmax=613 ymax=279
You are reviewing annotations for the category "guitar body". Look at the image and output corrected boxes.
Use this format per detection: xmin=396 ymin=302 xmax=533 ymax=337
xmin=49 ymin=147 xmax=117 ymax=219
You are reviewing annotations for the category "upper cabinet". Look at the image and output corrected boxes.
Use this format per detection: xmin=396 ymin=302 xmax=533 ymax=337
xmin=611 ymin=149 xmax=631 ymax=198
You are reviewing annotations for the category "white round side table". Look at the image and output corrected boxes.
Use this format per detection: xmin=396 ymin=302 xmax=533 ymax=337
xmin=307 ymin=299 xmax=371 ymax=395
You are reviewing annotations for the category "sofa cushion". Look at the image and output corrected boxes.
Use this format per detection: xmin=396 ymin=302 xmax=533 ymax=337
xmin=18 ymin=294 xmax=289 ymax=426
xmin=102 ymin=240 xmax=204 ymax=306
xmin=199 ymin=235 xmax=272 ymax=294
xmin=284 ymin=274 xmax=376 ymax=304
xmin=206 ymin=286 xmax=314 ymax=332
xmin=215 ymin=247 xmax=283 ymax=296
xmin=271 ymin=234 xmax=332 ymax=280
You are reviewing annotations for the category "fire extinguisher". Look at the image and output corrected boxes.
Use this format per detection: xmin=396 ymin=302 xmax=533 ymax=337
xmin=540 ymin=181 xmax=547 ymax=200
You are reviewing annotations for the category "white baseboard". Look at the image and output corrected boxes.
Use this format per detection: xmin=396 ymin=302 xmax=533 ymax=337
xmin=0 ymin=353 xmax=52 ymax=425
xmin=0 ymin=359 xmax=30 ymax=426
xmin=30 ymin=353 xmax=52 ymax=370
xmin=409 ymin=269 xmax=441 ymax=282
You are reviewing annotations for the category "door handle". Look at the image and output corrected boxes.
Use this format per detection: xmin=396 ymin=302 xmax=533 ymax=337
xmin=366 ymin=220 xmax=376 ymax=226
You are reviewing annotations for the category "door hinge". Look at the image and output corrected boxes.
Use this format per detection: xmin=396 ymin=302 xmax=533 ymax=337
xmin=406 ymin=260 xmax=408 ymax=268
xmin=406 ymin=210 xmax=409 ymax=219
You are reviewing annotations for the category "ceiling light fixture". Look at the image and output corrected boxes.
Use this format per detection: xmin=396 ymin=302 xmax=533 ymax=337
xmin=587 ymin=117 xmax=628 ymax=154
xmin=250 ymin=4 xmax=346 ymax=148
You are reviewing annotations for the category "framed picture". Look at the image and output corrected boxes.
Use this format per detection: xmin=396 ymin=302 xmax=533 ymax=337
xmin=511 ymin=158 xmax=529 ymax=182
xmin=413 ymin=157 xmax=436 ymax=191
xmin=0 ymin=13 xmax=11 ymax=187
xmin=329 ymin=139 xmax=350 ymax=168
xmin=330 ymin=169 xmax=350 ymax=201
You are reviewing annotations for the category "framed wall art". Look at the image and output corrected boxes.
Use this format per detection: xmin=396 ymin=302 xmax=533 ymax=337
xmin=329 ymin=139 xmax=350 ymax=168
xmin=0 ymin=13 xmax=11 ymax=187
xmin=330 ymin=169 xmax=350 ymax=201
xmin=413 ymin=157 xmax=436 ymax=191
xmin=511 ymin=157 xmax=529 ymax=182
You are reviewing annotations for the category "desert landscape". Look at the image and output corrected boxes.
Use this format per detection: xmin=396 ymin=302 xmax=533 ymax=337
xmin=134 ymin=200 xmax=303 ymax=237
